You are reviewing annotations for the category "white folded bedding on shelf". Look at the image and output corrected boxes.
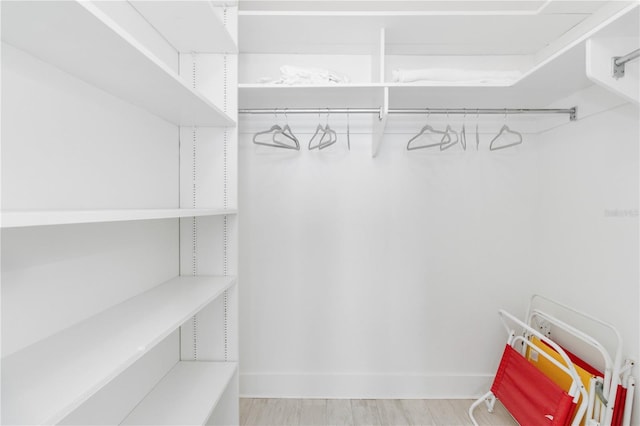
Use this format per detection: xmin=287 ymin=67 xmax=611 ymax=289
xmin=259 ymin=65 xmax=350 ymax=85
xmin=392 ymin=68 xmax=521 ymax=84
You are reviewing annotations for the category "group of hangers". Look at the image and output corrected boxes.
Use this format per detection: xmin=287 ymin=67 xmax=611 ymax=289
xmin=253 ymin=109 xmax=350 ymax=151
xmin=406 ymin=109 xmax=523 ymax=152
xmin=252 ymin=109 xmax=300 ymax=150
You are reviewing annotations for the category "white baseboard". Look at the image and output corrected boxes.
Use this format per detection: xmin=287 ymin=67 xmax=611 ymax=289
xmin=239 ymin=373 xmax=494 ymax=399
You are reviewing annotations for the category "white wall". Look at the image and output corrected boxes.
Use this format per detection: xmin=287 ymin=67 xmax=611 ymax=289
xmin=238 ymin=88 xmax=639 ymax=403
xmin=239 ymin=120 xmax=541 ymax=397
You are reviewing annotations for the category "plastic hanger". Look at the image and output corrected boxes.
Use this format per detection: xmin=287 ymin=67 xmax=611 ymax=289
xmin=274 ymin=109 xmax=300 ymax=150
xmin=440 ymin=125 xmax=459 ymax=151
xmin=489 ymin=125 xmax=522 ymax=150
xmin=252 ymin=109 xmax=299 ymax=150
xmin=253 ymin=124 xmax=286 ymax=148
xmin=407 ymin=112 xmax=451 ymax=151
xmin=489 ymin=110 xmax=523 ymax=151
xmin=440 ymin=112 xmax=459 ymax=151
xmin=309 ymin=109 xmax=337 ymax=150
xmin=318 ymin=109 xmax=337 ymax=150
xmin=308 ymin=111 xmax=327 ymax=150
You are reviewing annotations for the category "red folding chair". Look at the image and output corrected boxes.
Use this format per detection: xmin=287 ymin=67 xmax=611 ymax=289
xmin=469 ymin=310 xmax=588 ymax=426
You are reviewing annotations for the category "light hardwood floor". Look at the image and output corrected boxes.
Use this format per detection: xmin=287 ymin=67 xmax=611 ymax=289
xmin=240 ymin=398 xmax=517 ymax=426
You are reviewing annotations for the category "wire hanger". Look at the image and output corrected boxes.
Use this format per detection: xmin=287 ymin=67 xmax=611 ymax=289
xmin=489 ymin=109 xmax=523 ymax=151
xmin=407 ymin=110 xmax=451 ymax=151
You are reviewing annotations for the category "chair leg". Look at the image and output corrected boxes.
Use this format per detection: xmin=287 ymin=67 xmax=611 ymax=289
xmin=469 ymin=391 xmax=495 ymax=426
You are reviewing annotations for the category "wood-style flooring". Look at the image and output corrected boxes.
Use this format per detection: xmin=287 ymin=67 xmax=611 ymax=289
xmin=240 ymin=398 xmax=517 ymax=426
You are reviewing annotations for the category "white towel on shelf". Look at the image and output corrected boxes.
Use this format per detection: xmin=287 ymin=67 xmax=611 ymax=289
xmin=259 ymin=65 xmax=350 ymax=85
xmin=392 ymin=68 xmax=521 ymax=84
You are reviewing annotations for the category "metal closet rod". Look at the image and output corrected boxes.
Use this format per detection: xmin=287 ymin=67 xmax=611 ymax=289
xmin=239 ymin=107 xmax=577 ymax=120
xmin=614 ymin=48 xmax=640 ymax=67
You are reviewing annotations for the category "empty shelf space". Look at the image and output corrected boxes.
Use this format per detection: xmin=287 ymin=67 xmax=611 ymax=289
xmin=1 ymin=275 xmax=237 ymax=425
xmin=1 ymin=1 xmax=234 ymax=127
xmin=122 ymin=361 xmax=237 ymax=425
xmin=1 ymin=208 xmax=238 ymax=228
xmin=130 ymin=1 xmax=237 ymax=54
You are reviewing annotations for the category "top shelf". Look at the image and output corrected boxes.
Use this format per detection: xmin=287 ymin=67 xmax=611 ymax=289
xmin=130 ymin=1 xmax=237 ymax=54
xmin=237 ymin=41 xmax=589 ymax=109
xmin=1 ymin=1 xmax=235 ymax=127
xmin=237 ymin=3 xmax=638 ymax=109
xmin=238 ymin=3 xmax=608 ymax=55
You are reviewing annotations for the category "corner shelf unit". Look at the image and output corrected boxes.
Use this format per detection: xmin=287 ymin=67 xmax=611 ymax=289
xmin=2 ymin=1 xmax=239 ymax=425
xmin=2 ymin=1 xmax=235 ymax=127
xmin=2 ymin=276 xmax=236 ymax=426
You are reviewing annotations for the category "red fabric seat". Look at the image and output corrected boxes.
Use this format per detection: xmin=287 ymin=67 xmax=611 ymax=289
xmin=491 ymin=344 xmax=576 ymax=426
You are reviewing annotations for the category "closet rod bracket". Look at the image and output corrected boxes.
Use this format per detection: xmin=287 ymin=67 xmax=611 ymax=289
xmin=570 ymin=106 xmax=577 ymax=122
xmin=612 ymin=48 xmax=640 ymax=79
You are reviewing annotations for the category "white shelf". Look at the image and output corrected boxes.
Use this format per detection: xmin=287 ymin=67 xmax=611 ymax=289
xmin=121 ymin=361 xmax=237 ymax=425
xmin=130 ymin=1 xmax=237 ymax=54
xmin=238 ymin=11 xmax=592 ymax=55
xmin=1 ymin=1 xmax=234 ymax=127
xmin=238 ymin=38 xmax=589 ymax=110
xmin=1 ymin=208 xmax=237 ymax=229
xmin=237 ymin=37 xmax=589 ymax=109
xmin=239 ymin=83 xmax=385 ymax=109
xmin=387 ymin=41 xmax=589 ymax=109
xmin=1 ymin=275 xmax=237 ymax=425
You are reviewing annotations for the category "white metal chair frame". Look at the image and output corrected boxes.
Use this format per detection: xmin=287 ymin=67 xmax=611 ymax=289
xmin=526 ymin=295 xmax=634 ymax=426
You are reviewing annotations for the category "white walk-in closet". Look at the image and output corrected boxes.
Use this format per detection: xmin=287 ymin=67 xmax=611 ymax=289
xmin=1 ymin=1 xmax=639 ymax=425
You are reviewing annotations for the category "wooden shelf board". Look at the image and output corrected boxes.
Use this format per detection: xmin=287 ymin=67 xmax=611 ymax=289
xmin=1 ymin=1 xmax=234 ymax=127
xmin=121 ymin=361 xmax=237 ymax=425
xmin=1 ymin=276 xmax=237 ymax=425
xmin=1 ymin=208 xmax=237 ymax=229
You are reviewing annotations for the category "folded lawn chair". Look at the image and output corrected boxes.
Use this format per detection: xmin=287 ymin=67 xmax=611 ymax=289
xmin=527 ymin=295 xmax=635 ymax=426
xmin=469 ymin=310 xmax=588 ymax=426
